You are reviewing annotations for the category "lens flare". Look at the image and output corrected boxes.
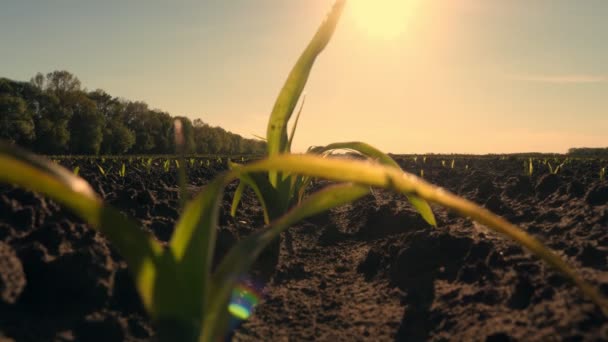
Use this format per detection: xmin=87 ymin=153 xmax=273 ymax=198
xmin=228 ymin=283 xmax=261 ymax=321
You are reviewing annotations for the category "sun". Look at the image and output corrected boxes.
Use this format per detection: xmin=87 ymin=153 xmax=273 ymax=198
xmin=349 ymin=0 xmax=419 ymax=40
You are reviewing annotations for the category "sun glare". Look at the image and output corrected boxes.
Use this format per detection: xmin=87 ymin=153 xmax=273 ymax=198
xmin=349 ymin=0 xmax=418 ymax=39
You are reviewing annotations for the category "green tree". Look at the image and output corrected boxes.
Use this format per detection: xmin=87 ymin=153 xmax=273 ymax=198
xmin=45 ymin=70 xmax=81 ymax=94
xmin=33 ymin=93 xmax=71 ymax=154
xmin=0 ymin=95 xmax=36 ymax=146
xmin=101 ymin=119 xmax=135 ymax=154
xmin=67 ymin=92 xmax=104 ymax=154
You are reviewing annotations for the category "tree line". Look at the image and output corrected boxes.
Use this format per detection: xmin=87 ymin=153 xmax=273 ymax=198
xmin=568 ymin=147 xmax=608 ymax=157
xmin=0 ymin=70 xmax=266 ymax=155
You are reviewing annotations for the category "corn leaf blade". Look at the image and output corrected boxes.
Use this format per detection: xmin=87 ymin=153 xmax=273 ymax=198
xmin=266 ymin=1 xmax=345 ymax=155
xmin=169 ymin=176 xmax=227 ymax=320
xmin=310 ymin=141 xmax=436 ymax=226
xmin=230 ymin=181 xmax=247 ymax=217
xmin=266 ymin=0 xmax=345 ymax=186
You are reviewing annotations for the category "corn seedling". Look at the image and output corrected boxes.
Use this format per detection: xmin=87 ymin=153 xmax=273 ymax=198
xmin=420 ymin=169 xmax=424 ymax=178
xmin=143 ymin=158 xmax=153 ymax=173
xmin=1 ymin=1 xmax=607 ymax=341
xmin=601 ymin=167 xmax=606 ymax=181
xmin=441 ymin=160 xmax=446 ymax=168
xmin=97 ymin=164 xmax=106 ymax=177
xmin=547 ymin=162 xmax=563 ymax=175
xmin=73 ymin=166 xmax=80 ymax=176
xmin=163 ymin=159 xmax=170 ymax=173
xmin=118 ymin=163 xmax=126 ymax=178
xmin=525 ymin=158 xmax=534 ymax=176
xmin=450 ymin=159 xmax=455 ymax=169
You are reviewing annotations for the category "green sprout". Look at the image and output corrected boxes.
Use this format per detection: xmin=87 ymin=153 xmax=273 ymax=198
xmin=73 ymin=166 xmax=80 ymax=176
xmin=97 ymin=164 xmax=106 ymax=177
xmin=143 ymin=158 xmax=153 ymax=173
xmin=548 ymin=161 xmax=563 ymax=175
xmin=163 ymin=159 xmax=170 ymax=173
xmin=118 ymin=162 xmax=126 ymax=178
xmin=0 ymin=1 xmax=607 ymax=341
xmin=526 ymin=157 xmax=534 ymax=176
xmin=450 ymin=159 xmax=455 ymax=169
xmin=601 ymin=167 xmax=606 ymax=181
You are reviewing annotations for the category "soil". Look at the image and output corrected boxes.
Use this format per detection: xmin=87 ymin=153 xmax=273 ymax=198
xmin=1 ymin=156 xmax=607 ymax=341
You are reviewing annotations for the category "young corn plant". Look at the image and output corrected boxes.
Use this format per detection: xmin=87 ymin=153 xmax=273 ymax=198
xmin=547 ymin=161 xmax=563 ymax=175
xmin=1 ymin=1 xmax=607 ymax=341
xmin=73 ymin=166 xmax=80 ymax=176
xmin=525 ymin=157 xmax=534 ymax=176
xmin=144 ymin=158 xmax=153 ymax=174
xmin=97 ymin=164 xmax=106 ymax=177
xmin=601 ymin=167 xmax=606 ymax=181
xmin=118 ymin=163 xmax=126 ymax=178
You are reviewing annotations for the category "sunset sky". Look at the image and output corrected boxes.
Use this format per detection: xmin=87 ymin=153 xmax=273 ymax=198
xmin=1 ymin=0 xmax=606 ymax=154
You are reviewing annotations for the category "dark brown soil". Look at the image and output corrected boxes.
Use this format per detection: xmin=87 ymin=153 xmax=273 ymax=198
xmin=1 ymin=156 xmax=607 ymax=341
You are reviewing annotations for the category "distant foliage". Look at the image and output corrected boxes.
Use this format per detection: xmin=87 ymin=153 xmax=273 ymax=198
xmin=0 ymin=71 xmax=266 ymax=155
xmin=568 ymin=147 xmax=608 ymax=157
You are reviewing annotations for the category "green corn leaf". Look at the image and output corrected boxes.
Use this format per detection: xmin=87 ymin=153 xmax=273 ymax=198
xmin=120 ymin=163 xmax=126 ymax=177
xmin=266 ymin=0 xmax=345 ymax=185
xmin=286 ymin=95 xmax=306 ymax=152
xmin=230 ymin=181 xmax=246 ymax=217
xmin=310 ymin=141 xmax=436 ymax=226
xmin=228 ymin=161 xmax=280 ymax=224
xmin=310 ymin=141 xmax=401 ymax=168
xmin=97 ymin=164 xmax=106 ymax=176
xmin=0 ymin=143 xmax=164 ymax=315
xmin=202 ymin=182 xmax=369 ymax=341
xmin=169 ymin=176 xmax=228 ymax=320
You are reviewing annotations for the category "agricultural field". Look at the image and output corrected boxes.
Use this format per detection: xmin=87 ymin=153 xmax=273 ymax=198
xmin=1 ymin=154 xmax=607 ymax=341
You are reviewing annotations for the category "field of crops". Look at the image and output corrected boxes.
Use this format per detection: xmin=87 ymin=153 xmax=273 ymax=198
xmin=0 ymin=154 xmax=607 ymax=341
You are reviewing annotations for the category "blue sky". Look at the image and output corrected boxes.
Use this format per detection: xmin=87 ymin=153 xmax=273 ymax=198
xmin=1 ymin=0 xmax=606 ymax=153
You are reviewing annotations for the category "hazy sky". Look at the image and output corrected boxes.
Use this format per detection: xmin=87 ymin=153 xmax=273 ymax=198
xmin=1 ymin=0 xmax=606 ymax=154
